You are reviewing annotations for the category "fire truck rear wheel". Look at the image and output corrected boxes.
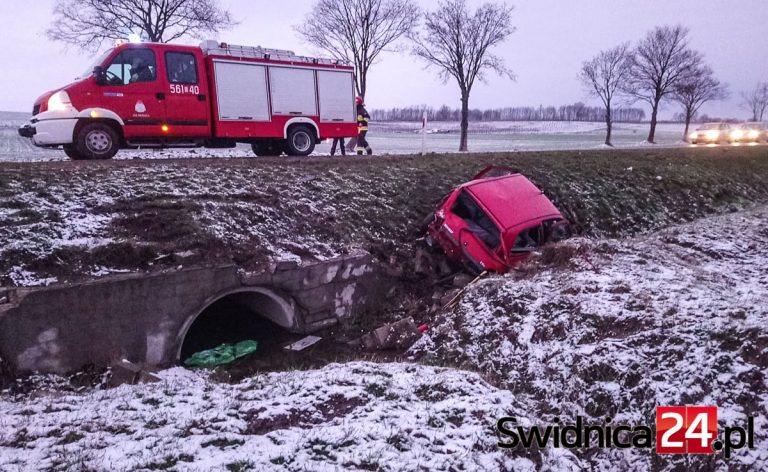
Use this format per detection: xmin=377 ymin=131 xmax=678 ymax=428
xmin=76 ymin=122 xmax=119 ymax=160
xmin=285 ymin=126 xmax=316 ymax=156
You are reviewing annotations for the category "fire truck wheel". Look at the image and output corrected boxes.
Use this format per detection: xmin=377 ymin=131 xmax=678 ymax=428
xmin=62 ymin=145 xmax=87 ymax=160
xmin=285 ymin=126 xmax=316 ymax=156
xmin=76 ymin=122 xmax=119 ymax=160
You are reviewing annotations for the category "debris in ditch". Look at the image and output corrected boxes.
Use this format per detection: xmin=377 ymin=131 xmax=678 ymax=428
xmin=0 ymin=288 xmax=14 ymax=305
xmin=284 ymin=335 xmax=322 ymax=352
xmin=108 ymin=359 xmax=161 ymax=388
xmin=451 ymin=273 xmax=475 ymax=287
xmin=443 ymin=272 xmax=489 ymax=310
xmin=173 ymin=250 xmax=199 ymax=265
xmin=183 ymin=340 xmax=259 ymax=368
xmin=413 ymin=248 xmax=434 ymax=275
xmin=359 ymin=317 xmax=424 ymax=351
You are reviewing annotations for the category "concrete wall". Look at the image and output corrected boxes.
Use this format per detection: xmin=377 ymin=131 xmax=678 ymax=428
xmin=0 ymin=253 xmax=382 ymax=374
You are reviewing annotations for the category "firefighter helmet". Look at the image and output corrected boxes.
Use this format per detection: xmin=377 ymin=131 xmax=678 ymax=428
xmin=356 ymin=96 xmax=363 ymax=105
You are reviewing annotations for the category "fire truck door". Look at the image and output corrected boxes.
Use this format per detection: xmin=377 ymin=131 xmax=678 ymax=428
xmin=100 ymin=48 xmax=166 ymax=138
xmin=162 ymin=51 xmax=211 ymax=137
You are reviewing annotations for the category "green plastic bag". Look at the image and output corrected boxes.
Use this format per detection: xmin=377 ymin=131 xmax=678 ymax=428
xmin=184 ymin=340 xmax=258 ymax=367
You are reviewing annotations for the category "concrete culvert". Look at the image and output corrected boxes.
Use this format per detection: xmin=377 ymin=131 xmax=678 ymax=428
xmin=178 ymin=288 xmax=296 ymax=363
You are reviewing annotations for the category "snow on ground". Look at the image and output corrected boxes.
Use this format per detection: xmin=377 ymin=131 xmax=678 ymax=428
xmin=0 ymin=111 xmax=29 ymax=128
xmin=0 ymin=163 xmax=368 ymax=285
xmin=3 ymin=145 xmax=768 ymax=287
xmin=0 ymin=121 xmax=693 ymax=163
xmin=0 ymin=362 xmax=574 ymax=471
xmin=413 ymin=205 xmax=768 ymax=470
xmin=375 ymin=120 xmax=683 ymax=136
xmin=0 ymin=205 xmax=765 ymax=471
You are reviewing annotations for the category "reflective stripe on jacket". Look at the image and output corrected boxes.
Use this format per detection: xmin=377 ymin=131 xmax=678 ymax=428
xmin=357 ymin=104 xmax=370 ymax=133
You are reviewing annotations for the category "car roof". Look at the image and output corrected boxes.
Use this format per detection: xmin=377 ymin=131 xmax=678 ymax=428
xmin=462 ymin=174 xmax=563 ymax=230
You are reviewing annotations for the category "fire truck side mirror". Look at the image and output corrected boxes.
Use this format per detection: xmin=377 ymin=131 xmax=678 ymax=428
xmin=93 ymin=66 xmax=107 ymax=85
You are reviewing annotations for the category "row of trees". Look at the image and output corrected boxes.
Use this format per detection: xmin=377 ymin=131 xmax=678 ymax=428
xmin=370 ymin=103 xmax=646 ymax=123
xmin=580 ymin=25 xmax=728 ymax=145
xmin=45 ymin=1 xmax=765 ymax=151
xmin=741 ymin=82 xmax=768 ymax=122
xmin=298 ymin=0 xmax=514 ymax=151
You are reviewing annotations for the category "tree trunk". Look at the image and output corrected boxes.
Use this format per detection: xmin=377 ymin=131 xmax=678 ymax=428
xmin=604 ymin=106 xmax=613 ymax=146
xmin=459 ymin=90 xmax=469 ymax=152
xmin=647 ymin=101 xmax=660 ymax=144
xmin=360 ymin=75 xmax=366 ymax=101
xmin=683 ymin=109 xmax=692 ymax=142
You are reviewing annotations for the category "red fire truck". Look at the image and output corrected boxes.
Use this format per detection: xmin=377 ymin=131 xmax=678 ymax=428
xmin=18 ymin=40 xmax=358 ymax=159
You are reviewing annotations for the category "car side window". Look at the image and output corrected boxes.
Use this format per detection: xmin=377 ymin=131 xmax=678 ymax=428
xmin=166 ymin=52 xmax=198 ymax=85
xmin=451 ymin=191 xmax=501 ymax=249
xmin=512 ymin=226 xmax=543 ymax=252
xmin=105 ymin=49 xmax=157 ymax=86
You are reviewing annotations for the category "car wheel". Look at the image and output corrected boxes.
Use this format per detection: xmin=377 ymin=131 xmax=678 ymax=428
xmin=75 ymin=122 xmax=119 ymax=160
xmin=284 ymin=126 xmax=316 ymax=156
xmin=63 ymin=145 xmax=87 ymax=160
xmin=419 ymin=213 xmax=436 ymax=234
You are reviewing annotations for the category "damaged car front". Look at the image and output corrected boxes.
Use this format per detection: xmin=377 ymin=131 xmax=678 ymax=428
xmin=426 ymin=172 xmax=569 ymax=274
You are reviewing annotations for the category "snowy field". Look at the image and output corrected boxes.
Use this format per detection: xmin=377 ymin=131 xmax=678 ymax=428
xmin=1 ymin=206 xmax=766 ymax=470
xmin=0 ymin=118 xmax=692 ymax=162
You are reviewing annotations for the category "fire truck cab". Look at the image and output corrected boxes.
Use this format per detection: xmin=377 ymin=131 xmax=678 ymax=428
xmin=18 ymin=40 xmax=358 ymax=160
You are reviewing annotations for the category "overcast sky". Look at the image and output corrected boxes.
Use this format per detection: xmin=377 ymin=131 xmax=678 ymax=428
xmin=1 ymin=0 xmax=766 ymax=119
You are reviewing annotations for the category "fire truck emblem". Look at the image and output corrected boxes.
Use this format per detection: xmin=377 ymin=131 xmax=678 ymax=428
xmin=134 ymin=101 xmax=147 ymax=113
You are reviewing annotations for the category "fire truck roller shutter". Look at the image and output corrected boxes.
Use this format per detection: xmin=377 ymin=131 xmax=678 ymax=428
xmin=213 ymin=61 xmax=270 ymax=121
xmin=317 ymin=70 xmax=355 ymax=123
xmin=269 ymin=67 xmax=318 ymax=116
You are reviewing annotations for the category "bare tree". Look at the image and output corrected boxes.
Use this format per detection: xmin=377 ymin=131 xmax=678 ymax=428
xmin=47 ymin=0 xmax=235 ymax=52
xmin=410 ymin=0 xmax=515 ymax=152
xmin=671 ymin=66 xmax=728 ymax=141
xmin=579 ymin=43 xmax=631 ymax=146
xmin=623 ymin=25 xmax=701 ymax=143
xmin=295 ymin=0 xmax=419 ymax=100
xmin=740 ymin=82 xmax=768 ymax=121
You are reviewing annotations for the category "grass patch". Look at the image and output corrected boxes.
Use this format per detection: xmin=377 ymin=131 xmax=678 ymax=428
xmin=2 ymin=146 xmax=768 ymax=284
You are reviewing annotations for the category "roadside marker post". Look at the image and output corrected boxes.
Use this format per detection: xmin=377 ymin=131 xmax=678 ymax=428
xmin=421 ymin=111 xmax=428 ymax=156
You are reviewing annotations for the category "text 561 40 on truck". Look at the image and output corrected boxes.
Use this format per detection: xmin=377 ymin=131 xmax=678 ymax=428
xmin=18 ymin=40 xmax=358 ymax=160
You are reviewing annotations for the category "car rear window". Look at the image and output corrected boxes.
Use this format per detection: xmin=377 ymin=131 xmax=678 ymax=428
xmin=451 ymin=190 xmax=501 ymax=249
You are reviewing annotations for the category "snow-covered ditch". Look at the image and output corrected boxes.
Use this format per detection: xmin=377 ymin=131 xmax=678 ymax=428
xmin=413 ymin=205 xmax=768 ymax=470
xmin=0 ymin=362 xmax=567 ymax=471
xmin=0 ymin=205 xmax=765 ymax=470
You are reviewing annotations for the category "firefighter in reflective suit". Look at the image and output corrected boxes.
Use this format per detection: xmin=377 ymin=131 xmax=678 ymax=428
xmin=356 ymin=96 xmax=373 ymax=155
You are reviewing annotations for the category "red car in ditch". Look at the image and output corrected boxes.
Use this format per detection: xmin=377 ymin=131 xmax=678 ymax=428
xmin=425 ymin=167 xmax=570 ymax=274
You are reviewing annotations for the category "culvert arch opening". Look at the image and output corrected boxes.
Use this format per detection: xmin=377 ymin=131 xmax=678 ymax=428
xmin=178 ymin=288 xmax=296 ymax=362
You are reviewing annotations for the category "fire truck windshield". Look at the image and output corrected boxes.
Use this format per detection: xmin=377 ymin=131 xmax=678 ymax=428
xmin=79 ymin=48 xmax=114 ymax=78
